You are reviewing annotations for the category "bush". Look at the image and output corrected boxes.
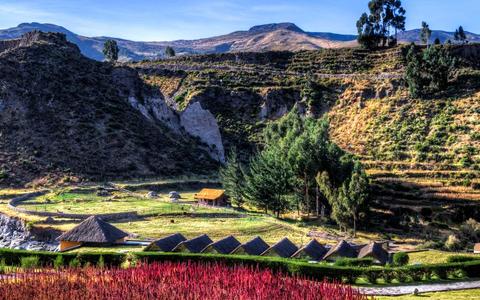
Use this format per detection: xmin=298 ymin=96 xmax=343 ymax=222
xmin=20 ymin=256 xmax=40 ymax=269
xmin=447 ymin=255 xmax=480 ymax=263
xmin=444 ymin=235 xmax=462 ymax=251
xmin=0 ymin=258 xmax=6 ymax=274
xmin=394 ymin=269 xmax=408 ymax=283
xmin=53 ymin=255 xmax=64 ymax=269
xmin=334 ymin=258 xmax=374 ymax=267
xmin=393 ymin=252 xmax=409 ymax=267
xmin=68 ymin=258 xmax=81 ymax=268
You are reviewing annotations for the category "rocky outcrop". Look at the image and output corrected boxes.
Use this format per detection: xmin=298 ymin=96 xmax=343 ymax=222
xmin=180 ymin=102 xmax=225 ymax=162
xmin=0 ymin=213 xmax=60 ymax=251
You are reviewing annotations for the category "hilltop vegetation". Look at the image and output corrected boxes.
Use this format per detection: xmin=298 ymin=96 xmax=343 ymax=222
xmin=131 ymin=42 xmax=480 ymax=242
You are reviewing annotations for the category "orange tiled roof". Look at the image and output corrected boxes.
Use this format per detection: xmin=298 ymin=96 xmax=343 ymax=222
xmin=194 ymin=189 xmax=225 ymax=200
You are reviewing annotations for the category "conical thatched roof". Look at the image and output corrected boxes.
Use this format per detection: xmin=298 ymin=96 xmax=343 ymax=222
xmin=173 ymin=234 xmax=213 ymax=253
xmin=261 ymin=237 xmax=298 ymax=258
xmin=323 ymin=240 xmax=357 ymax=261
xmin=292 ymin=239 xmax=327 ymax=261
xmin=231 ymin=236 xmax=270 ymax=256
xmin=202 ymin=235 xmax=241 ymax=254
xmin=358 ymin=242 xmax=389 ymax=265
xmin=56 ymin=216 xmax=128 ymax=243
xmin=144 ymin=233 xmax=186 ymax=252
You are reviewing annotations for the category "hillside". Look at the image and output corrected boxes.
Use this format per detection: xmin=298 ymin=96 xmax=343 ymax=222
xmin=130 ymin=44 xmax=480 ymax=228
xmin=1 ymin=22 xmax=478 ymax=61
xmin=0 ymin=32 xmax=217 ymax=187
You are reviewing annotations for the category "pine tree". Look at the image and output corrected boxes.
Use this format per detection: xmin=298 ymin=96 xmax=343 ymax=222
xmin=103 ymin=39 xmax=119 ymax=62
xmin=456 ymin=26 xmax=467 ymax=44
xmin=420 ymin=22 xmax=432 ymax=46
xmin=219 ymin=149 xmax=245 ymax=207
xmin=165 ymin=46 xmax=176 ymax=57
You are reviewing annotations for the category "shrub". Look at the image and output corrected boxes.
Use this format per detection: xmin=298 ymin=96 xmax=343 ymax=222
xmin=0 ymin=258 xmax=6 ymax=274
xmin=334 ymin=258 xmax=374 ymax=267
xmin=97 ymin=255 xmax=105 ymax=268
xmin=364 ymin=270 xmax=379 ymax=284
xmin=53 ymin=255 xmax=65 ymax=269
xmin=393 ymin=252 xmax=409 ymax=267
xmin=68 ymin=258 xmax=81 ymax=268
xmin=20 ymin=256 xmax=40 ymax=269
xmin=394 ymin=269 xmax=408 ymax=283
xmin=444 ymin=234 xmax=462 ymax=251
xmin=447 ymin=255 xmax=480 ymax=263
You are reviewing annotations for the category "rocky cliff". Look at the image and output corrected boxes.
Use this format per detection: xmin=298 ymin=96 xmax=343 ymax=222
xmin=0 ymin=32 xmax=218 ymax=187
xmin=0 ymin=213 xmax=59 ymax=251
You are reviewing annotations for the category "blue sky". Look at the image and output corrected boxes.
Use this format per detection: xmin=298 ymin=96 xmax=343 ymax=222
xmin=0 ymin=0 xmax=479 ymax=41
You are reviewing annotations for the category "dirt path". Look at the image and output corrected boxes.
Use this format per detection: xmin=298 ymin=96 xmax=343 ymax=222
xmin=358 ymin=280 xmax=480 ymax=296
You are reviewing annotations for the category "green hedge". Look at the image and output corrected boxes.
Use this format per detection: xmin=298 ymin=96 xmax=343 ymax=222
xmin=447 ymin=255 xmax=480 ymax=263
xmin=0 ymin=248 xmax=124 ymax=267
xmin=0 ymin=248 xmax=479 ymax=283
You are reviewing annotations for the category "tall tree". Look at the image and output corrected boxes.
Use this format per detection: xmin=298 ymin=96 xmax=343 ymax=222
xmin=219 ymin=148 xmax=245 ymax=207
xmin=455 ymin=26 xmax=467 ymax=44
xmin=405 ymin=44 xmax=456 ymax=98
xmin=103 ymin=39 xmax=119 ymax=62
xmin=357 ymin=0 xmax=406 ymax=49
xmin=165 ymin=46 xmax=176 ymax=57
xmin=420 ymin=22 xmax=432 ymax=46
xmin=243 ymin=148 xmax=293 ymax=218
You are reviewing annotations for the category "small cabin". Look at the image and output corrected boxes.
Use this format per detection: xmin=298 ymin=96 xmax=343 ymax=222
xmin=56 ymin=216 xmax=128 ymax=252
xmin=261 ymin=238 xmax=298 ymax=258
xmin=172 ymin=234 xmax=213 ymax=253
xmin=322 ymin=240 xmax=358 ymax=261
xmin=202 ymin=235 xmax=241 ymax=254
xmin=474 ymin=243 xmax=480 ymax=254
xmin=231 ymin=236 xmax=270 ymax=256
xmin=357 ymin=242 xmax=389 ymax=265
xmin=291 ymin=239 xmax=327 ymax=261
xmin=144 ymin=233 xmax=186 ymax=252
xmin=194 ymin=189 xmax=229 ymax=206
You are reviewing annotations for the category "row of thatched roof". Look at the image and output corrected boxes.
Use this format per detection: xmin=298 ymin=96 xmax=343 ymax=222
xmin=145 ymin=233 xmax=390 ymax=264
xmin=57 ymin=217 xmax=389 ymax=264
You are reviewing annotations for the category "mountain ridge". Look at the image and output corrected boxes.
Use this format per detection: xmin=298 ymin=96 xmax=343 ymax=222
xmin=0 ymin=22 xmax=479 ymax=62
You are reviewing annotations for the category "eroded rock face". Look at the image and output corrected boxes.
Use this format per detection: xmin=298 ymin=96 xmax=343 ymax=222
xmin=0 ymin=213 xmax=59 ymax=251
xmin=128 ymin=96 xmax=181 ymax=133
xmin=180 ymin=102 xmax=225 ymax=163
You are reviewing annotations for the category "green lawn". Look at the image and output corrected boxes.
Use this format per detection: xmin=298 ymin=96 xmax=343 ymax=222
xmin=377 ymin=289 xmax=480 ymax=300
xmin=18 ymin=190 xmax=232 ymax=216
xmin=408 ymin=250 xmax=478 ymax=265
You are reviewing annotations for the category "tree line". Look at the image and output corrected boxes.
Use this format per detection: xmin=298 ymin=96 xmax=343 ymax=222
xmin=220 ymin=110 xmax=370 ymax=236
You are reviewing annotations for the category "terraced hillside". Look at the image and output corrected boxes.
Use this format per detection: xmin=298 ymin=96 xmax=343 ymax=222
xmin=131 ymin=44 xmax=480 ymax=228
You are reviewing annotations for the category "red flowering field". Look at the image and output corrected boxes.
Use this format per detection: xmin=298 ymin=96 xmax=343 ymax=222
xmin=0 ymin=262 xmax=370 ymax=300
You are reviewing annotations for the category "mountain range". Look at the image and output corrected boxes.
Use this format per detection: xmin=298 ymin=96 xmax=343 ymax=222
xmin=0 ymin=22 xmax=479 ymax=61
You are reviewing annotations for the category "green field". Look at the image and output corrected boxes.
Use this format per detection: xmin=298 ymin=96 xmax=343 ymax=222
xmin=0 ymin=186 xmax=390 ymax=247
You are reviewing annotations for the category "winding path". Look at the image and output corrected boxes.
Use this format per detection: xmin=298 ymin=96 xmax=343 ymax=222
xmin=357 ymin=280 xmax=480 ymax=296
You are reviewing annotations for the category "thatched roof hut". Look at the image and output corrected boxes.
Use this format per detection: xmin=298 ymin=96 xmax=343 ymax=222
xmin=172 ymin=234 xmax=213 ymax=253
xmin=291 ymin=239 xmax=327 ymax=261
xmin=261 ymin=237 xmax=298 ymax=258
xmin=231 ymin=236 xmax=270 ymax=256
xmin=201 ymin=235 xmax=241 ymax=254
xmin=144 ymin=233 xmax=186 ymax=252
xmin=358 ymin=242 xmax=389 ymax=265
xmin=323 ymin=240 xmax=357 ymax=261
xmin=56 ymin=216 xmax=128 ymax=251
